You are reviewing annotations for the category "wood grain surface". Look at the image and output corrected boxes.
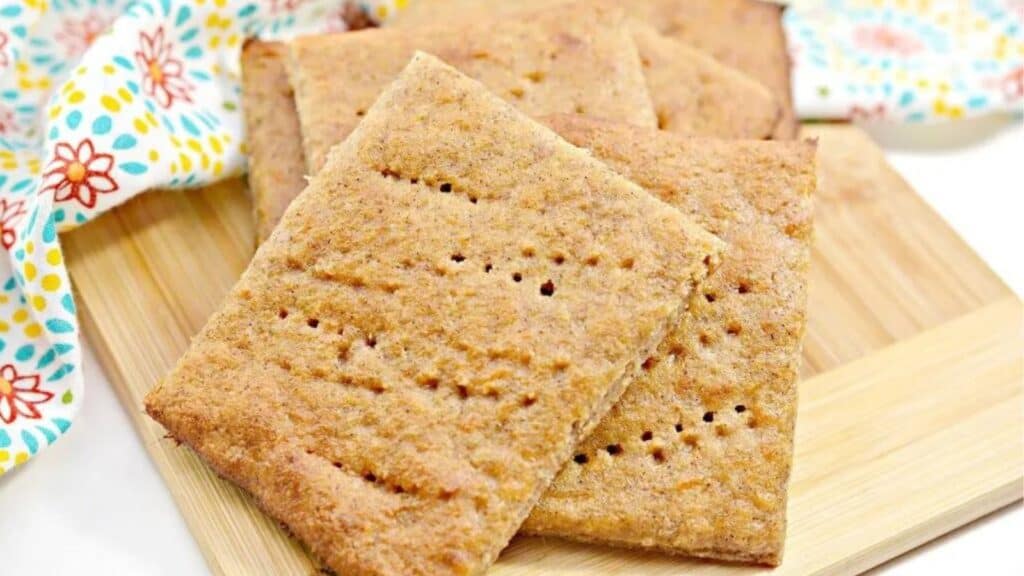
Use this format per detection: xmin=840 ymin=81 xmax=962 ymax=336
xmin=63 ymin=124 xmax=1023 ymax=575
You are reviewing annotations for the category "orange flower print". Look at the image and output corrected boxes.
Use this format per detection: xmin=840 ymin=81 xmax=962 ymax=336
xmin=135 ymin=26 xmax=193 ymax=109
xmin=55 ymin=11 xmax=115 ymax=58
xmin=40 ymin=138 xmax=119 ymax=209
xmin=0 ymin=198 xmax=27 ymax=249
xmin=0 ymin=364 xmax=53 ymax=425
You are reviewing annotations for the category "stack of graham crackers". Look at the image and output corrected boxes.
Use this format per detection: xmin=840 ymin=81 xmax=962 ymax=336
xmin=144 ymin=1 xmax=817 ymax=574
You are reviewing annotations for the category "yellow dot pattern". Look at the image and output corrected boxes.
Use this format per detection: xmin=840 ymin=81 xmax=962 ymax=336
xmin=789 ymin=2 xmax=1024 ymax=122
xmin=25 ymin=323 xmax=42 ymax=338
xmin=101 ymin=95 xmax=121 ymax=112
xmin=42 ymin=274 xmax=62 ymax=292
xmin=0 ymin=0 xmax=426 ymax=475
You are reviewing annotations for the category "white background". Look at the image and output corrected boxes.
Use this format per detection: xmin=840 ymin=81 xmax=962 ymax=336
xmin=1 ymin=116 xmax=1021 ymax=575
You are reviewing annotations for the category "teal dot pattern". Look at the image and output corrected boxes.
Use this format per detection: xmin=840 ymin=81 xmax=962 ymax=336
xmin=0 ymin=0 xmax=403 ymax=475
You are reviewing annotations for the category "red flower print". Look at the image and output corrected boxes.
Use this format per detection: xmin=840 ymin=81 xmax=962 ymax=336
xmin=849 ymin=103 xmax=886 ymax=121
xmin=983 ymin=66 xmax=1024 ymax=100
xmin=0 ymin=364 xmax=53 ymax=425
xmin=40 ymin=138 xmax=119 ymax=209
xmin=134 ymin=26 xmax=193 ymax=109
xmin=0 ymin=198 xmax=27 ymax=249
xmin=1000 ymin=66 xmax=1023 ymax=100
xmin=0 ymin=104 xmax=15 ymax=135
xmin=269 ymin=0 xmax=305 ymax=14
xmin=853 ymin=25 xmax=924 ymax=57
xmin=55 ymin=11 xmax=115 ymax=58
xmin=0 ymin=31 xmax=9 ymax=70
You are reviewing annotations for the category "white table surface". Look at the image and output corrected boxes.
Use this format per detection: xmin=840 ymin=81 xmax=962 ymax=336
xmin=1 ymin=116 xmax=1021 ymax=575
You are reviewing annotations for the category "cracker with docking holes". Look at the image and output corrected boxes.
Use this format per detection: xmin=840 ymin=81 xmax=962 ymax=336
xmin=246 ymin=1 xmax=782 ymax=240
xmin=146 ymin=53 xmax=723 ymax=576
xmin=288 ymin=0 xmax=655 ymax=173
xmin=387 ymin=0 xmax=781 ymax=139
xmin=523 ymin=115 xmax=815 ymax=565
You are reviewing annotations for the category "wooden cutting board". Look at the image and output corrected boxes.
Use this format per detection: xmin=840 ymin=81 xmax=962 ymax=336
xmin=63 ymin=124 xmax=1023 ymax=575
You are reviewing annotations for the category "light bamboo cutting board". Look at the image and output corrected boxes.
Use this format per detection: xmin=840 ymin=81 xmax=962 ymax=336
xmin=63 ymin=124 xmax=1023 ymax=575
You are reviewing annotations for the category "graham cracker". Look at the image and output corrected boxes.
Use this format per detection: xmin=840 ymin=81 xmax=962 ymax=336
xmin=146 ymin=53 xmax=722 ymax=576
xmin=523 ymin=115 xmax=816 ymax=565
xmin=287 ymin=1 xmax=656 ymax=173
xmin=387 ymin=0 xmax=781 ymax=138
xmin=629 ymin=21 xmax=779 ymax=138
xmin=240 ymin=40 xmax=307 ymax=243
xmin=626 ymin=0 xmax=799 ymax=139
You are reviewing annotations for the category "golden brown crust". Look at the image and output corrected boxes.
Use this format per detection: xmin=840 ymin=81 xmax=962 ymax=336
xmin=147 ymin=54 xmax=722 ymax=576
xmin=243 ymin=0 xmax=787 ymax=240
xmin=522 ymin=115 xmax=816 ymax=565
xmin=288 ymin=1 xmax=656 ymax=173
xmin=629 ymin=21 xmax=780 ymax=139
xmin=387 ymin=0 xmax=781 ymax=139
xmin=240 ymin=40 xmax=308 ymax=243
xmin=627 ymin=0 xmax=798 ymax=139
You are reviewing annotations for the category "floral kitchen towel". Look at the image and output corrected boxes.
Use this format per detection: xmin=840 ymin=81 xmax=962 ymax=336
xmin=0 ymin=0 xmax=399 ymax=476
xmin=787 ymin=0 xmax=1024 ymax=121
xmin=1 ymin=0 xmax=1022 ymax=476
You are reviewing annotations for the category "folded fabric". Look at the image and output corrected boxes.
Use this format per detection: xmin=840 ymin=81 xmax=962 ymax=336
xmin=786 ymin=0 xmax=1024 ymax=121
xmin=0 ymin=0 xmax=395 ymax=476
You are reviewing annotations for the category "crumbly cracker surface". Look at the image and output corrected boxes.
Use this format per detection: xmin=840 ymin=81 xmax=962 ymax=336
xmin=289 ymin=1 xmax=655 ymax=172
xmin=387 ymin=0 xmax=781 ymax=139
xmin=523 ymin=115 xmax=816 ymax=565
xmin=626 ymin=0 xmax=798 ymax=139
xmin=629 ymin=21 xmax=779 ymax=139
xmin=240 ymin=40 xmax=307 ymax=243
xmin=146 ymin=54 xmax=721 ymax=576
xmin=243 ymin=0 xmax=783 ymax=239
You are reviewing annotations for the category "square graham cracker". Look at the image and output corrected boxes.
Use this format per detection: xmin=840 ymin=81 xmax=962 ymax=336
xmin=523 ymin=115 xmax=816 ymax=565
xmin=146 ymin=54 xmax=722 ymax=576
xmin=387 ymin=0 xmax=781 ymax=139
xmin=287 ymin=0 xmax=655 ymax=173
